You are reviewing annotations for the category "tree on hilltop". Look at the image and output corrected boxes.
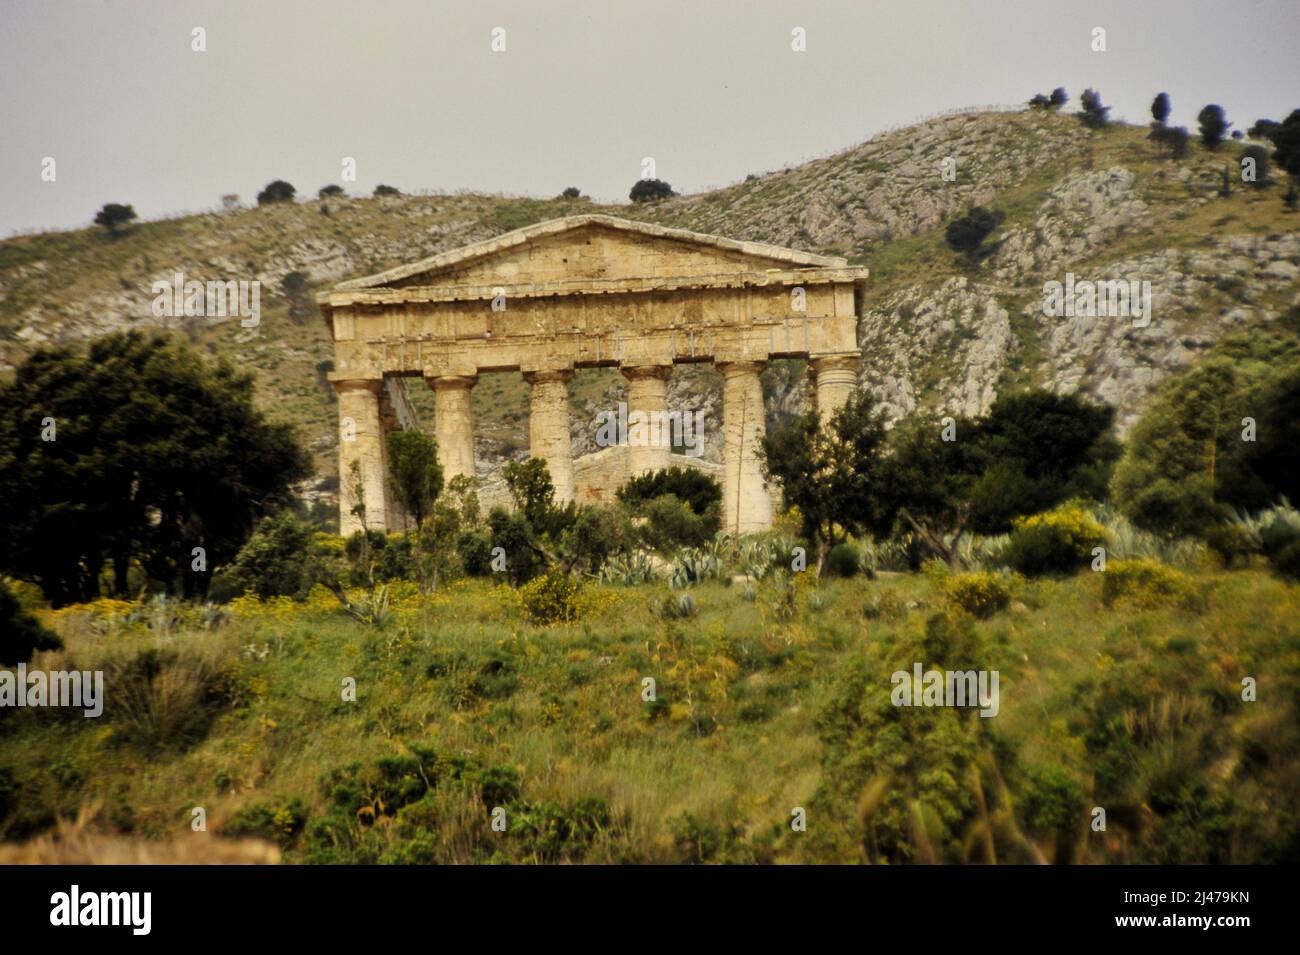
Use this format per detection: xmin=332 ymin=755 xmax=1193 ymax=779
xmin=1198 ymin=105 xmax=1231 ymax=149
xmin=93 ymin=202 xmax=137 ymax=235
xmin=257 ymin=180 xmax=296 ymax=205
xmin=1151 ymin=92 xmax=1171 ymax=126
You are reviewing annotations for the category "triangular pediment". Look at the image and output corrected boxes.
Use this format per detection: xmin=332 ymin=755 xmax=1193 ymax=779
xmin=336 ymin=215 xmax=846 ymax=291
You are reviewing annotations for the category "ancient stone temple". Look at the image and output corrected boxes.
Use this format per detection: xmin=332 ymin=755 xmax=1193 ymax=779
xmin=319 ymin=215 xmax=865 ymax=536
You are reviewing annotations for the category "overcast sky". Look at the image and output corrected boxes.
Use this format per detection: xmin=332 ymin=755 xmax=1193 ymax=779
xmin=2 ymin=0 xmax=1297 ymax=236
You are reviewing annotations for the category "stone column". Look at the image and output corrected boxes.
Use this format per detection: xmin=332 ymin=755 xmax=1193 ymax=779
xmin=429 ymin=375 xmax=477 ymax=484
xmin=524 ymin=369 xmax=575 ymax=503
xmin=718 ymin=360 xmax=772 ymax=535
xmin=621 ymin=364 xmax=673 ymax=478
xmin=811 ymin=354 xmax=862 ymax=428
xmin=332 ymin=378 xmax=388 ymax=535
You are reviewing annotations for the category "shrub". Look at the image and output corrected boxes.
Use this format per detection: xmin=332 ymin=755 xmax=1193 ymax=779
xmin=1020 ymin=766 xmax=1086 ymax=835
xmin=223 ymin=798 xmax=309 ymax=848
xmin=1100 ymin=559 xmax=1202 ymax=610
xmin=1003 ymin=503 xmax=1106 ymax=576
xmin=670 ymin=811 xmax=758 ymax=864
xmin=653 ymin=591 xmax=696 ymax=620
xmin=318 ymin=184 xmax=344 ymax=198
xmin=640 ymin=494 xmax=717 ymax=553
xmin=597 ymin=551 xmax=656 ymax=586
xmin=0 ymin=579 xmax=61 ymax=665
xmin=1198 ymin=104 xmax=1230 ymax=149
xmin=1079 ymin=89 xmax=1111 ymax=129
xmin=93 ymin=203 xmax=136 ymax=234
xmin=225 ymin=511 xmax=318 ymax=599
xmin=560 ymin=505 xmax=635 ymax=575
xmin=107 ymin=647 xmax=238 ymax=753
xmin=944 ymin=206 xmax=1004 ymax=261
xmin=373 ymin=184 xmax=401 ymax=197
xmin=256 ymin=180 xmax=295 ymax=205
xmin=629 ymin=178 xmax=675 ymax=203
xmin=943 ymin=572 xmax=1013 ymax=619
xmin=862 ymin=587 xmax=906 ymax=621
xmin=827 ymin=542 xmax=861 ymax=577
xmin=668 ymin=545 xmax=722 ymax=588
xmin=518 ymin=571 xmax=582 ymax=625
xmin=618 ymin=467 xmax=722 ymax=517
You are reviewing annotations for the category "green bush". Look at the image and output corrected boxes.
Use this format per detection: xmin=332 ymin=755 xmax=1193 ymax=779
xmin=827 ymin=543 xmax=861 ymax=577
xmin=943 ymin=572 xmax=1013 ymax=619
xmin=1100 ymin=559 xmax=1202 ymax=610
xmin=0 ymin=579 xmax=61 ymax=665
xmin=223 ymin=798 xmax=309 ymax=848
xmin=618 ymin=467 xmax=721 ymax=517
xmin=1003 ymin=503 xmax=1106 ymax=576
xmin=638 ymin=494 xmax=718 ymax=553
xmin=518 ymin=571 xmax=582 ymax=625
xmin=560 ymin=505 xmax=635 ymax=575
xmin=1020 ymin=766 xmax=1086 ymax=834
xmin=653 ymin=592 xmax=696 ymax=620
xmin=225 ymin=511 xmax=318 ymax=599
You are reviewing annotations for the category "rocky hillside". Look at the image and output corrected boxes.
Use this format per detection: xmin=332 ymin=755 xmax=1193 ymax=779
xmin=2 ymin=106 xmax=1296 ymax=499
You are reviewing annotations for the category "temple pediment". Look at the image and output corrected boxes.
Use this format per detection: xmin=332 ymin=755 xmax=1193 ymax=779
xmin=335 ymin=215 xmax=850 ymax=292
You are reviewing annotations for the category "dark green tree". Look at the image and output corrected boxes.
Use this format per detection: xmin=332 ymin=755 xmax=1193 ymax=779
xmin=502 ymin=457 xmax=556 ymax=530
xmin=0 ymin=581 xmax=62 ymax=666
xmin=943 ymin=206 xmax=1004 ymax=265
xmin=1151 ymin=92 xmax=1171 ymax=126
xmin=878 ymin=416 xmax=982 ymax=568
xmin=256 ymin=180 xmax=296 ymax=205
xmin=224 ymin=511 xmax=318 ymax=599
xmin=617 ymin=466 xmax=721 ymax=517
xmin=93 ymin=203 xmax=136 ymax=235
xmin=1049 ymin=87 xmax=1068 ymax=108
xmin=762 ymin=390 xmax=893 ymax=572
xmin=967 ymin=390 xmax=1119 ymax=534
xmin=1111 ymin=333 xmax=1300 ymax=536
xmin=629 ymin=178 xmax=675 ymax=203
xmin=1269 ymin=110 xmax=1300 ymax=179
xmin=386 ymin=430 xmax=444 ymax=532
xmin=318 ymin=184 xmax=345 ymax=199
xmin=0 ymin=332 xmax=311 ymax=604
xmin=1198 ymin=104 xmax=1230 ymax=149
xmin=1079 ymin=89 xmax=1111 ymax=129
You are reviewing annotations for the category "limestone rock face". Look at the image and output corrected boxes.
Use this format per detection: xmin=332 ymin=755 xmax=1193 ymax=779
xmin=857 ymin=277 xmax=1013 ymax=423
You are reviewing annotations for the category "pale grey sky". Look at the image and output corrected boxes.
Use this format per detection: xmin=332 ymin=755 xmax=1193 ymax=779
xmin=2 ymin=0 xmax=1297 ymax=235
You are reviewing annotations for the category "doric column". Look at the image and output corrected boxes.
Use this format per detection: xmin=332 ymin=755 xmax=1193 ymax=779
xmin=332 ymin=378 xmax=388 ymax=535
xmin=718 ymin=360 xmax=772 ymax=535
xmin=621 ymin=364 xmax=673 ymax=478
xmin=428 ymin=375 xmax=477 ymax=484
xmin=811 ymin=353 xmax=861 ymax=428
xmin=524 ymin=368 xmax=575 ymax=503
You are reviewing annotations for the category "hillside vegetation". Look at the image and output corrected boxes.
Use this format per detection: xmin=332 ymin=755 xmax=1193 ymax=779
xmin=3 ymin=107 xmax=1296 ymax=498
xmin=4 ymin=558 xmax=1297 ymax=864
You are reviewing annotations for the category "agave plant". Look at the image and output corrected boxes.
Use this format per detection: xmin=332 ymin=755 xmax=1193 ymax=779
xmin=597 ymin=551 xmax=656 ymax=586
xmin=653 ymin=591 xmax=697 ymax=619
xmin=669 ymin=547 xmax=721 ymax=589
xmin=1094 ymin=504 xmax=1207 ymax=567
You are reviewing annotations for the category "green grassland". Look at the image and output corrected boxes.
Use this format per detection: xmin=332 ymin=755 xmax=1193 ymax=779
xmin=4 ymin=561 xmax=1298 ymax=864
